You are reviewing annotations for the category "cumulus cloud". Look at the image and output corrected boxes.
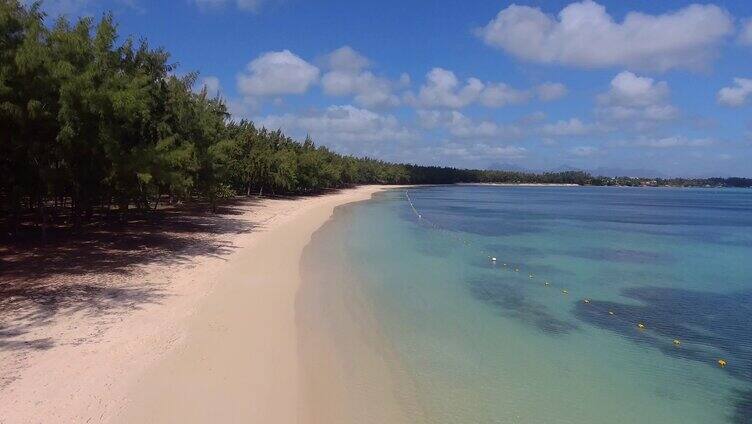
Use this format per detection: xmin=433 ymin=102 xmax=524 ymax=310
xmin=437 ymin=143 xmax=527 ymax=161
xmin=541 ymin=118 xmax=595 ymax=136
xmin=255 ymin=105 xmax=415 ymax=145
xmin=227 ymin=97 xmax=258 ymax=119
xmin=740 ymin=18 xmax=752 ymax=45
xmin=417 ymin=110 xmax=524 ymax=140
xmin=479 ymin=83 xmax=531 ymax=107
xmin=629 ymin=136 xmax=716 ymax=148
xmin=409 ymin=68 xmax=485 ymax=109
xmin=570 ymin=146 xmax=600 ymax=157
xmin=24 ymin=0 xmax=139 ymax=16
xmin=478 ymin=1 xmax=733 ymax=71
xmin=197 ymin=76 xmax=221 ymax=97
xmin=237 ymin=50 xmax=320 ymax=97
xmin=536 ymin=82 xmax=568 ymax=101
xmin=323 ymin=46 xmax=370 ymax=71
xmin=717 ymin=78 xmax=752 ymax=107
xmin=408 ymin=68 xmax=565 ymax=109
xmin=193 ymin=0 xmax=268 ymax=12
xmin=321 ymin=46 xmax=402 ymax=108
xmin=596 ymin=71 xmax=678 ymax=127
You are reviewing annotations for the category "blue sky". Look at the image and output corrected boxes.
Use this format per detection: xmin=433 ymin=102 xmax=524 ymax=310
xmin=34 ymin=0 xmax=752 ymax=177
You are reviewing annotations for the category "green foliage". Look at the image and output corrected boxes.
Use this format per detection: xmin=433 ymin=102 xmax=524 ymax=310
xmin=1 ymin=1 xmax=749 ymax=233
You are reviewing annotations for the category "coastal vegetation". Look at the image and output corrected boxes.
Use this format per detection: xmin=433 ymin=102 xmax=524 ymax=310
xmin=1 ymin=1 xmax=750 ymax=237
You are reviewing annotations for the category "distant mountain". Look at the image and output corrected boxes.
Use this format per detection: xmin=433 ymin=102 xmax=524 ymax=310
xmin=548 ymin=164 xmax=663 ymax=178
xmin=486 ymin=163 xmax=664 ymax=178
xmin=486 ymin=162 xmax=533 ymax=173
xmin=588 ymin=167 xmax=664 ymax=178
xmin=550 ymin=164 xmax=585 ymax=173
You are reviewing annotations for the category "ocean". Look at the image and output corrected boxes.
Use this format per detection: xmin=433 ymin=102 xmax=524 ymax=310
xmin=298 ymin=185 xmax=752 ymax=423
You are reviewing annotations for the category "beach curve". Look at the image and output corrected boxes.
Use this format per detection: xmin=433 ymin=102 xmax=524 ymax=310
xmin=0 ymin=185 xmax=395 ymax=423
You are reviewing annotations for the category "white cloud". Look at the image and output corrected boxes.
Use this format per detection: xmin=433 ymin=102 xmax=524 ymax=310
xmin=417 ymin=110 xmax=524 ymax=140
xmin=630 ymin=136 xmax=716 ymax=148
xmin=321 ymin=46 xmax=401 ymax=108
xmin=437 ymin=143 xmax=527 ymax=161
xmin=479 ymin=83 xmax=531 ymax=107
xmin=322 ymin=71 xmax=399 ymax=108
xmin=24 ymin=0 xmax=139 ymax=16
xmin=393 ymin=141 xmax=527 ymax=168
xmin=570 ymin=146 xmax=600 ymax=157
xmin=408 ymin=68 xmax=563 ymax=109
xmin=323 ymin=46 xmax=370 ymax=71
xmin=541 ymin=118 xmax=594 ymax=136
xmin=596 ymin=71 xmax=678 ymax=127
xmin=478 ymin=1 xmax=733 ymax=71
xmin=237 ymin=50 xmax=320 ymax=97
xmin=23 ymin=0 xmax=90 ymax=14
xmin=193 ymin=0 xmax=223 ymax=8
xmin=193 ymin=0 xmax=268 ymax=12
xmin=740 ymin=18 xmax=752 ymax=45
xmin=410 ymin=68 xmax=485 ymax=109
xmin=197 ymin=76 xmax=221 ymax=97
xmin=717 ymin=78 xmax=752 ymax=107
xmin=519 ymin=111 xmax=547 ymax=124
xmin=536 ymin=82 xmax=568 ymax=101
xmin=255 ymin=105 xmax=415 ymax=145
xmin=227 ymin=97 xmax=258 ymax=119
xmin=236 ymin=0 xmax=265 ymax=11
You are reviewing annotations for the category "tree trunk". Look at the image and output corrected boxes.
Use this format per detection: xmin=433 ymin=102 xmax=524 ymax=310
xmin=85 ymin=200 xmax=93 ymax=222
xmin=38 ymin=198 xmax=47 ymax=244
xmin=7 ymin=191 xmax=20 ymax=237
xmin=118 ymin=196 xmax=128 ymax=223
xmin=72 ymin=194 xmax=82 ymax=230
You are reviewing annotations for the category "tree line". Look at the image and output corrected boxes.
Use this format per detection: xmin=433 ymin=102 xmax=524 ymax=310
xmin=1 ymin=1 xmax=416 ymax=234
xmin=1 ymin=1 xmax=749 ymax=238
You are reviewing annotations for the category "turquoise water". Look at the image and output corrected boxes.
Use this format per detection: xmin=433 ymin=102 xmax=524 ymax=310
xmin=299 ymin=186 xmax=752 ymax=423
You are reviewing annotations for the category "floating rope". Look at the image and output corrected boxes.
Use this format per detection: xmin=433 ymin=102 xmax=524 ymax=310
xmin=404 ymin=190 xmax=726 ymax=370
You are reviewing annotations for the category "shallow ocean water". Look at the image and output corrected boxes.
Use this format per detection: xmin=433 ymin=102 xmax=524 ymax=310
xmin=299 ymin=185 xmax=752 ymax=423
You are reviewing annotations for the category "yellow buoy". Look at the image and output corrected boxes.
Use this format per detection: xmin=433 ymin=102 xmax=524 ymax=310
xmin=673 ymin=339 xmax=681 ymax=346
xmin=637 ymin=323 xmax=646 ymax=330
xmin=718 ymin=359 xmax=727 ymax=368
xmin=561 ymin=289 xmax=569 ymax=295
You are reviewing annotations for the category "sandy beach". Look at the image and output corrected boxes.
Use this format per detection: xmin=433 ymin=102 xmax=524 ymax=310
xmin=0 ymin=185 xmax=393 ymax=423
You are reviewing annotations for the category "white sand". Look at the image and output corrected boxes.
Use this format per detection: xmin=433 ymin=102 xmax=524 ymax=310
xmin=0 ymin=185 xmax=393 ymax=423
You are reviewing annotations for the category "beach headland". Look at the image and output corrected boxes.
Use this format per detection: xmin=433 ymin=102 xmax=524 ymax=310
xmin=0 ymin=185 xmax=396 ymax=423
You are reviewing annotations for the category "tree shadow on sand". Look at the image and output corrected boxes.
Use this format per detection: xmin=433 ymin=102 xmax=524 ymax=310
xmin=0 ymin=198 xmax=263 ymax=364
xmin=0 ymin=199 xmax=260 ymax=280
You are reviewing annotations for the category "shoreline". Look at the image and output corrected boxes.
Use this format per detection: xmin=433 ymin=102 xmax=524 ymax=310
xmin=296 ymin=198 xmax=425 ymax=424
xmin=461 ymin=183 xmax=581 ymax=187
xmin=115 ymin=185 xmax=397 ymax=423
xmin=0 ymin=185 xmax=397 ymax=423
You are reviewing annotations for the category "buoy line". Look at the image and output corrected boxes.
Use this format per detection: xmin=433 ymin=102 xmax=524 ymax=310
xmin=403 ymin=190 xmax=728 ymax=370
